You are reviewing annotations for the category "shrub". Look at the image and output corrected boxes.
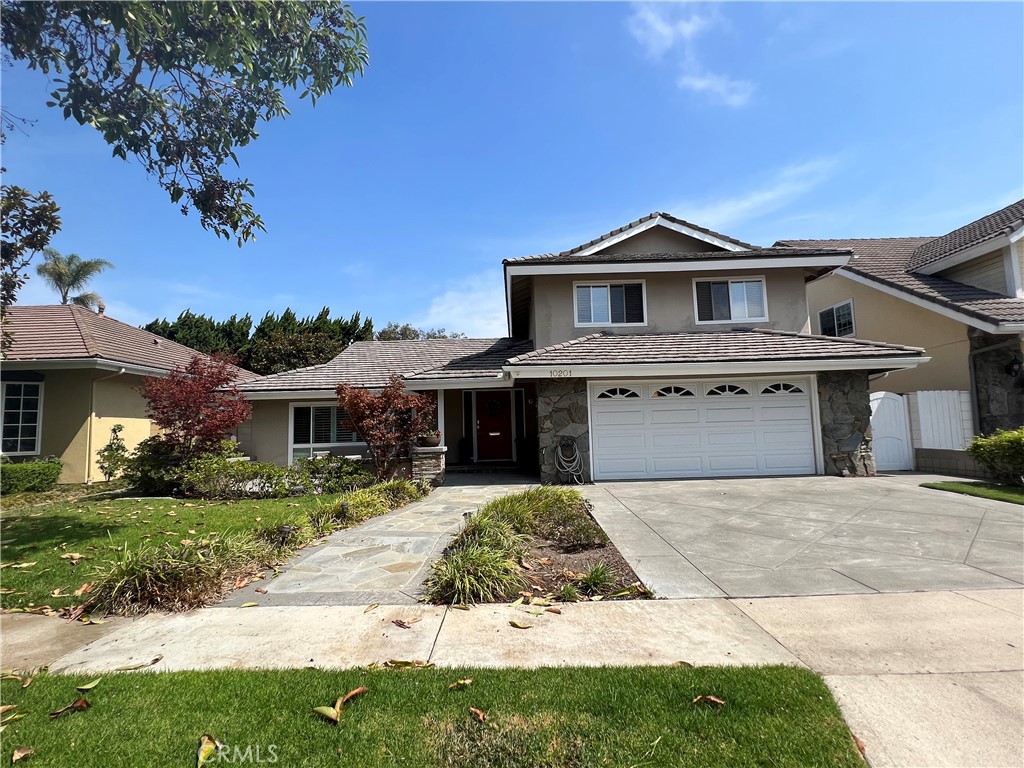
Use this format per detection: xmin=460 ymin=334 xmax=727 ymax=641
xmin=337 ymin=486 xmax=393 ymax=522
xmin=293 ymin=455 xmax=373 ymax=494
xmin=181 ymin=456 xmax=290 ymax=499
xmin=373 ymin=478 xmax=425 ymax=507
xmin=0 ymin=456 xmax=62 ymax=494
xmin=96 ymin=424 xmax=129 ymax=481
xmin=425 ymin=543 xmax=526 ymax=604
xmin=967 ymin=428 xmax=1024 ymax=486
xmin=477 ymin=494 xmax=538 ymax=534
xmin=482 ymin=486 xmax=606 ymax=550
xmin=454 ymin=511 xmax=528 ymax=558
xmin=123 ymin=438 xmax=240 ymax=496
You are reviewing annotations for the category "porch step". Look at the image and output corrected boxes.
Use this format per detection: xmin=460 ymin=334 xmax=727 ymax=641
xmin=446 ymin=463 xmax=524 ymax=474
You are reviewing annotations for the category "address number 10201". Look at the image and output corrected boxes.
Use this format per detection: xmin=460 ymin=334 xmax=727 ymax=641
xmin=548 ymin=369 xmax=573 ymax=378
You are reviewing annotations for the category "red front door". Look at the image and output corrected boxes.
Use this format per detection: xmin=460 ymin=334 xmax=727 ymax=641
xmin=475 ymin=390 xmax=514 ymax=461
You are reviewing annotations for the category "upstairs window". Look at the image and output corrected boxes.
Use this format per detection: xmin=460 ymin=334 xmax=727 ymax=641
xmin=818 ymin=300 xmax=855 ymax=337
xmin=2 ymin=382 xmax=42 ymax=456
xmin=694 ymin=278 xmax=767 ymax=323
xmin=575 ymin=282 xmax=645 ymax=326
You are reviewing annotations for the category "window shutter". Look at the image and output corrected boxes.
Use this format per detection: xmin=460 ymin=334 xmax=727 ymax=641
xmin=624 ymin=283 xmax=644 ymax=323
xmin=695 ymin=281 xmax=714 ymax=321
xmin=576 ymin=285 xmax=592 ymax=324
xmin=312 ymin=407 xmax=333 ymax=444
xmin=293 ymin=407 xmax=312 ymax=444
xmin=610 ymin=284 xmax=626 ymax=324
xmin=744 ymin=281 xmax=765 ymax=319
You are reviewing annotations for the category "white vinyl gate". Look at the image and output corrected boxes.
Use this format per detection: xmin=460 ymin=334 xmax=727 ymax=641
xmin=589 ymin=378 xmax=817 ymax=480
xmin=869 ymin=391 xmax=913 ymax=471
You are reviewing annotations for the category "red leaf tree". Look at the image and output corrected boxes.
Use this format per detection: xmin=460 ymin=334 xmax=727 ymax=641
xmin=139 ymin=354 xmax=252 ymax=460
xmin=337 ymin=374 xmax=434 ymax=480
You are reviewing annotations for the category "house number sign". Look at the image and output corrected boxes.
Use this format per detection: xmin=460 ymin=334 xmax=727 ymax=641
xmin=548 ymin=369 xmax=572 ymax=378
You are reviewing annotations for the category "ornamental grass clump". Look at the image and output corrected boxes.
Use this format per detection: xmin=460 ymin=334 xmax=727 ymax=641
xmin=425 ymin=543 xmax=526 ymax=605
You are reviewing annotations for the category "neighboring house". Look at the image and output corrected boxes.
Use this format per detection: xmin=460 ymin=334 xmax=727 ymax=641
xmin=1 ymin=304 xmax=254 ymax=483
xmin=786 ymin=199 xmax=1024 ymax=474
xmin=237 ymin=212 xmax=928 ymax=482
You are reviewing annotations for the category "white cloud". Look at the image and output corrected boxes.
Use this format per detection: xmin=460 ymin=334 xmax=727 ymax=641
xmin=414 ymin=274 xmax=507 ymax=338
xmin=677 ymin=72 xmax=754 ymax=109
xmin=673 ymin=157 xmax=839 ymax=231
xmin=627 ymin=3 xmax=754 ymax=109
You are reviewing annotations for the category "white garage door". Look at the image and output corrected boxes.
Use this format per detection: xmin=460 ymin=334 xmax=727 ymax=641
xmin=589 ymin=378 xmax=817 ymax=480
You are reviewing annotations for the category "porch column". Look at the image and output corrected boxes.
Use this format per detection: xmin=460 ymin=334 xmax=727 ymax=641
xmin=437 ymin=389 xmax=445 ymax=445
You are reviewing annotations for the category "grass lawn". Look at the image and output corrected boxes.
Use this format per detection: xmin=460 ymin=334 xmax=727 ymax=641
xmin=0 ymin=666 xmax=863 ymax=768
xmin=921 ymin=481 xmax=1024 ymax=505
xmin=0 ymin=494 xmax=340 ymax=612
xmin=1 ymin=480 xmax=128 ymax=513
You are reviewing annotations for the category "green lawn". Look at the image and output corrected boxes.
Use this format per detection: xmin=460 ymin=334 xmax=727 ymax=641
xmin=0 ymin=494 xmax=340 ymax=611
xmin=921 ymin=481 xmax=1024 ymax=505
xmin=0 ymin=666 xmax=863 ymax=768
xmin=1 ymin=480 xmax=128 ymax=513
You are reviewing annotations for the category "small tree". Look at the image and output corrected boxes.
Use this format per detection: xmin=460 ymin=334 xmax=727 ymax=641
xmin=139 ymin=354 xmax=252 ymax=462
xmin=96 ymin=423 xmax=129 ymax=481
xmin=337 ymin=374 xmax=434 ymax=480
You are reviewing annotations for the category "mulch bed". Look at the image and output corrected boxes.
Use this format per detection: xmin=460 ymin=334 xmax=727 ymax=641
xmin=519 ymin=538 xmax=650 ymax=600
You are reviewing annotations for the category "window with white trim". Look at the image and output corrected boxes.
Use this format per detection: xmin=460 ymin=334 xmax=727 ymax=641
xmin=596 ymin=387 xmax=641 ymax=399
xmin=2 ymin=382 xmax=42 ymax=455
xmin=575 ymin=282 xmax=645 ymax=326
xmin=694 ymin=278 xmax=767 ymax=323
xmin=290 ymin=404 xmax=362 ymax=463
xmin=818 ymin=300 xmax=855 ymax=337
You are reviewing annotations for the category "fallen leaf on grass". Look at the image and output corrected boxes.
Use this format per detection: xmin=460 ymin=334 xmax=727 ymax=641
xmin=197 ymin=734 xmax=224 ymax=767
xmin=48 ymin=697 xmax=90 ymax=719
xmin=76 ymin=679 xmax=101 ymax=693
xmin=0 ymin=705 xmax=17 ymax=716
xmin=469 ymin=707 xmax=487 ymax=723
xmin=448 ymin=679 xmax=473 ymax=690
xmin=313 ymin=702 xmax=341 ymax=724
xmin=341 ymin=686 xmax=368 ymax=707
xmin=692 ymin=695 xmax=726 ymax=708
xmin=21 ymin=677 xmax=32 ymax=689
xmin=10 ymin=562 xmax=36 ymax=569
xmin=381 ymin=659 xmax=434 ymax=670
xmin=114 ymin=655 xmax=163 ymax=672
xmin=11 ymin=746 xmax=33 ymax=764
xmin=49 ymin=589 xmax=66 ymax=598
xmin=671 ymin=661 xmax=694 ymax=668
xmin=854 ymin=735 xmax=867 ymax=758
xmin=1 ymin=675 xmax=22 ymax=683
xmin=74 ymin=583 xmax=92 ymax=597
xmin=1 ymin=713 xmax=26 ymax=725
xmin=0 ymin=588 xmax=14 ymax=595
xmin=60 ymin=553 xmax=85 ymax=565
xmin=508 ymin=621 xmax=531 ymax=629
xmin=364 ymin=603 xmax=379 ymax=613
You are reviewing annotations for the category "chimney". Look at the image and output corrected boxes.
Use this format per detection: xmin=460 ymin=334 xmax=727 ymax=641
xmin=97 ymin=301 xmax=106 ymax=317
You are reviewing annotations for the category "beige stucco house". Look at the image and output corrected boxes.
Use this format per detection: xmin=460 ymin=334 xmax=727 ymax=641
xmin=1 ymin=304 xmax=253 ymax=484
xmin=236 ymin=212 xmax=928 ymax=483
xmin=789 ymin=199 xmax=1024 ymax=474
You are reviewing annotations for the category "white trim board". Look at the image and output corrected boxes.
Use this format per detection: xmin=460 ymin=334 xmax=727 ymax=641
xmin=505 ymin=255 xmax=850 ymax=278
xmin=1 ymin=358 xmax=173 ymax=377
xmin=241 ymin=378 xmax=512 ymax=399
xmin=505 ymin=356 xmax=929 ymax=380
xmin=836 ymin=269 xmax=1024 ymax=333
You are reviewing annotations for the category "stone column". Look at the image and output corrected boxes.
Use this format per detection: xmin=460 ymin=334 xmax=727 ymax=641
xmin=536 ymin=378 xmax=590 ymax=484
xmin=409 ymin=446 xmax=446 ymax=486
xmin=817 ymin=371 xmax=876 ymax=476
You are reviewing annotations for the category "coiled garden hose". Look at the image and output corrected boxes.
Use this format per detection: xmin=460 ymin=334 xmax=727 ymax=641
xmin=554 ymin=438 xmax=586 ymax=485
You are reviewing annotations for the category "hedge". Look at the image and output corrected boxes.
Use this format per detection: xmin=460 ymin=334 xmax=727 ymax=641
xmin=1 ymin=458 xmax=63 ymax=494
xmin=966 ymin=428 xmax=1024 ymax=486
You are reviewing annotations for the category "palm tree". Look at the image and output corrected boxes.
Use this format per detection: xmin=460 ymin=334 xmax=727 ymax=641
xmin=36 ymin=248 xmax=114 ymax=309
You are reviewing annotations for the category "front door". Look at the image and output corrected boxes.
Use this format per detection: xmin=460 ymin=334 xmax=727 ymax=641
xmin=475 ymin=390 xmax=514 ymax=461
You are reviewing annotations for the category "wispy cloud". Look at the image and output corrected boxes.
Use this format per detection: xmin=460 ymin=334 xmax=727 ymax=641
xmin=414 ymin=274 xmax=507 ymax=338
xmin=627 ymin=3 xmax=754 ymax=108
xmin=672 ymin=157 xmax=839 ymax=231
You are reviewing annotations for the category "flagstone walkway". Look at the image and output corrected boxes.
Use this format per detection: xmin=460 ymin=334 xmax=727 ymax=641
xmin=218 ymin=474 xmax=535 ymax=608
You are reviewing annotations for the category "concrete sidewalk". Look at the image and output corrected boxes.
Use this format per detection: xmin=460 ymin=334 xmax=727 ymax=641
xmin=39 ymin=588 xmax=1024 ymax=768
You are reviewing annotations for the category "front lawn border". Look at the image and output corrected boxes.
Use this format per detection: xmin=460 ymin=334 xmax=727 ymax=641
xmin=920 ymin=481 xmax=1024 ymax=505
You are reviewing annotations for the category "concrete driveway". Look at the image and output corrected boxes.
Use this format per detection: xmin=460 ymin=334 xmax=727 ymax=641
xmin=587 ymin=473 xmax=1024 ymax=598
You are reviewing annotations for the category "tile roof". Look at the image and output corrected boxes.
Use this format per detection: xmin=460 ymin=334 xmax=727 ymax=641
xmin=503 ymin=211 xmax=758 ymax=265
xmin=775 ymin=236 xmax=1024 ymax=325
xmin=4 ymin=304 xmax=256 ymax=378
xmin=505 ymin=330 xmax=923 ymax=367
xmin=907 ymin=199 xmax=1024 ymax=271
xmin=504 ymin=246 xmax=851 ymax=266
xmin=404 ymin=339 xmax=534 ymax=381
xmin=235 ymin=338 xmax=529 ymax=391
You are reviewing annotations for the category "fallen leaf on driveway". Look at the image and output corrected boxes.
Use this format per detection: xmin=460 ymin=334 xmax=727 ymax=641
xmin=364 ymin=603 xmax=379 ymax=613
xmin=451 ymin=604 xmax=470 ymax=611
xmin=854 ymin=735 xmax=867 ymax=758
xmin=544 ymin=607 xmax=561 ymax=615
xmin=114 ymin=655 xmax=163 ymax=671
xmin=508 ymin=621 xmax=531 ymax=629
xmin=254 ymin=588 xmax=267 ymax=594
xmin=48 ymin=697 xmax=91 ymax=719
xmin=672 ymin=661 xmax=694 ymax=668
xmin=391 ymin=617 xmax=421 ymax=629
xmin=468 ymin=707 xmax=487 ymax=723
xmin=240 ymin=602 xmax=258 ymax=608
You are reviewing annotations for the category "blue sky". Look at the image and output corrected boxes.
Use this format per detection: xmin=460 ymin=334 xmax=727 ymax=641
xmin=5 ymin=1 xmax=1022 ymax=337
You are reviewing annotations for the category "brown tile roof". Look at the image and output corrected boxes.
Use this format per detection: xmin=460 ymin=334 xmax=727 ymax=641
xmin=505 ymin=330 xmax=923 ymax=367
xmin=235 ymin=338 xmax=530 ymax=391
xmin=4 ymin=304 xmax=256 ymax=378
xmin=503 ymin=211 xmax=758 ymax=265
xmin=405 ymin=339 xmax=534 ymax=381
xmin=907 ymin=199 xmax=1024 ymax=271
xmin=776 ymin=236 xmax=1024 ymax=325
xmin=504 ymin=246 xmax=850 ymax=266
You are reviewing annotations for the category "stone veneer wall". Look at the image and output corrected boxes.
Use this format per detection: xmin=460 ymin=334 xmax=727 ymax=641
xmin=817 ymin=371 xmax=876 ymax=477
xmin=537 ymin=378 xmax=590 ymax=484
xmin=970 ymin=329 xmax=1024 ymax=434
xmin=410 ymin=446 xmax=446 ymax=486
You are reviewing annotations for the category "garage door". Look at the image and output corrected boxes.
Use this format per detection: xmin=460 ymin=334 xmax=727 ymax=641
xmin=589 ymin=378 xmax=817 ymax=480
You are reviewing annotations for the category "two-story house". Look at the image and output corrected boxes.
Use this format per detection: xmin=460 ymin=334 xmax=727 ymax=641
xmin=235 ymin=213 xmax=927 ymax=482
xmin=790 ymin=199 xmax=1024 ymax=475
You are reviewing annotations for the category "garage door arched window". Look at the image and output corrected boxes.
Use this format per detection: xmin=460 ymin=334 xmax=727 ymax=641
xmin=596 ymin=387 xmax=640 ymax=399
xmin=706 ymin=384 xmax=749 ymax=396
xmin=761 ymin=382 xmax=805 ymax=395
xmin=652 ymin=385 xmax=695 ymax=398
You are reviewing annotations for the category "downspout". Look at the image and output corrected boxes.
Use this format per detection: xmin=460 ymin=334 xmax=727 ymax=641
xmin=967 ymin=336 xmax=1021 ymax=436
xmin=87 ymin=368 xmax=126 ymax=483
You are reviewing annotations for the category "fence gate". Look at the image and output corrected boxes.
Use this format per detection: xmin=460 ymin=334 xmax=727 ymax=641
xmin=869 ymin=392 xmax=913 ymax=471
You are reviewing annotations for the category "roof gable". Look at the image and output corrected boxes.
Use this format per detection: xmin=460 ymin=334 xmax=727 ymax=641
xmin=908 ymin=199 xmax=1024 ymax=272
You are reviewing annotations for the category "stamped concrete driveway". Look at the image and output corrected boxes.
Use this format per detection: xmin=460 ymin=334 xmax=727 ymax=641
xmin=587 ymin=473 xmax=1024 ymax=598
